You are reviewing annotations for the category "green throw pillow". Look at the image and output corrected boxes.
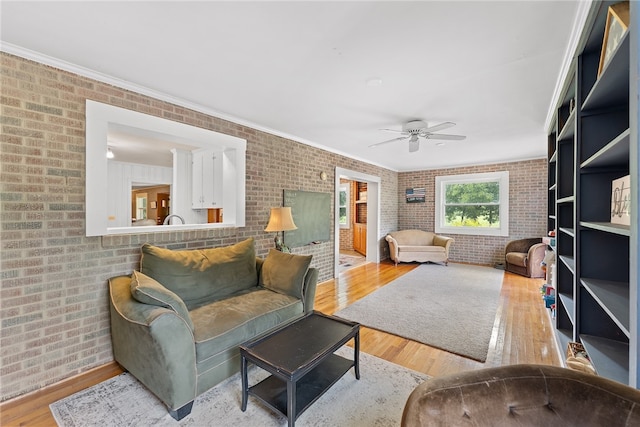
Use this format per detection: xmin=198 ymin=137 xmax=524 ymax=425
xmin=260 ymin=249 xmax=312 ymax=299
xmin=130 ymin=271 xmax=194 ymax=331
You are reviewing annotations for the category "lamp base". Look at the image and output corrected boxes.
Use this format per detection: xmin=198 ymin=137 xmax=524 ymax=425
xmin=274 ymin=235 xmax=291 ymax=253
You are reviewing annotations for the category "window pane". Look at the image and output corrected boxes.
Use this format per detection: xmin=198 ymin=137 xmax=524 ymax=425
xmin=444 ymin=205 xmax=500 ymax=227
xmin=339 ymin=190 xmax=347 ymax=206
xmin=339 ymin=207 xmax=347 ymax=224
xmin=445 ymin=182 xmax=499 ymax=204
xmin=339 ymin=186 xmax=350 ymax=228
xmin=436 ymin=171 xmax=508 ymax=237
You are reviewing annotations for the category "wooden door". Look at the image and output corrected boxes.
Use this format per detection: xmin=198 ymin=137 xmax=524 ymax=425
xmin=353 ymin=223 xmax=367 ymax=255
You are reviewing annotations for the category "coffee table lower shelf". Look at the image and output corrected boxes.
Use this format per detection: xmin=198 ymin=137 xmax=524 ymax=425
xmin=248 ymin=353 xmax=354 ymax=421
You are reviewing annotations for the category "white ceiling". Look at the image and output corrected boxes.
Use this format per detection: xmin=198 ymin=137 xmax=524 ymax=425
xmin=1 ymin=1 xmax=582 ymax=171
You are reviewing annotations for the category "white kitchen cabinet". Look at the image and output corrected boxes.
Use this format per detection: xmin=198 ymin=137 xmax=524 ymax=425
xmin=192 ymin=149 xmax=223 ymax=209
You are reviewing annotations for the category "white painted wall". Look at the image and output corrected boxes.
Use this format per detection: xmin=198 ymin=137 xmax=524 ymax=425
xmin=107 ymin=161 xmax=172 ymax=227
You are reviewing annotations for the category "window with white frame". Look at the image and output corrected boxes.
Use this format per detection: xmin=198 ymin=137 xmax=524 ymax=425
xmin=435 ymin=171 xmax=509 ymax=236
xmin=339 ymin=184 xmax=350 ymax=229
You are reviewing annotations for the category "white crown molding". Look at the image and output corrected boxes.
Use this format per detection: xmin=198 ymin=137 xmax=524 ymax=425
xmin=0 ymin=42 xmax=395 ymax=171
xmin=400 ymin=155 xmax=548 ymax=173
xmin=544 ymin=0 xmax=594 ymax=132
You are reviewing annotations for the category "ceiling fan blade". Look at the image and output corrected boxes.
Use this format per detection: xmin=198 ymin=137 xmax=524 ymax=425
xmin=409 ymin=139 xmax=420 ymax=152
xmin=379 ymin=128 xmax=409 ymax=134
xmin=368 ymin=136 xmax=409 ymax=148
xmin=422 ymin=121 xmax=456 ymax=133
xmin=425 ymin=133 xmax=466 ymax=141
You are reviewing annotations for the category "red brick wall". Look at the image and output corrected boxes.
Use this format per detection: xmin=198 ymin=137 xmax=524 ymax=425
xmin=398 ymin=159 xmax=548 ymax=265
xmin=0 ymin=52 xmax=400 ymax=401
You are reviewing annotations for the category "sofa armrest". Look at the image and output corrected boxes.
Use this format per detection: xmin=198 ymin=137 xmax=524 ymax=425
xmin=302 ymin=267 xmax=319 ymax=313
xmin=385 ymin=235 xmax=399 ymax=261
xmin=109 ymin=275 xmax=197 ymax=412
xmin=434 ymin=235 xmax=454 ymax=256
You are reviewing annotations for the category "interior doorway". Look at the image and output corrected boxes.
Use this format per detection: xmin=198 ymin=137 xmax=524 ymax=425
xmin=334 ymin=167 xmax=380 ymax=278
xmin=337 ymin=179 xmax=365 ymax=274
xmin=338 ymin=249 xmax=366 ymax=275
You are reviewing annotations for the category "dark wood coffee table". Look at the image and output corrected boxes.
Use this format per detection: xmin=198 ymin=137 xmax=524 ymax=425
xmin=240 ymin=311 xmax=360 ymax=427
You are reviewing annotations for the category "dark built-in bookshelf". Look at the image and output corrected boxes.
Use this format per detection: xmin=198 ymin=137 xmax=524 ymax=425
xmin=547 ymin=0 xmax=638 ymax=387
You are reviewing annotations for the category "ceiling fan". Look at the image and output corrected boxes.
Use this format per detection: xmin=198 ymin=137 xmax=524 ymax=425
xmin=369 ymin=120 xmax=466 ymax=152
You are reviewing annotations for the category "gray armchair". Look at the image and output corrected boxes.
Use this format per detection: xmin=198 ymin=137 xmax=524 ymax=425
xmin=505 ymin=238 xmax=546 ymax=278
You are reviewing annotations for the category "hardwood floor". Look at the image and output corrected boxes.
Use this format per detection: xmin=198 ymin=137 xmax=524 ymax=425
xmin=0 ymin=362 xmax=124 ymax=427
xmin=1 ymin=260 xmax=561 ymax=426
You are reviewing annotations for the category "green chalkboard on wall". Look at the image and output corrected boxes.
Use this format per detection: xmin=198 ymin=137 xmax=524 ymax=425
xmin=283 ymin=190 xmax=331 ymax=248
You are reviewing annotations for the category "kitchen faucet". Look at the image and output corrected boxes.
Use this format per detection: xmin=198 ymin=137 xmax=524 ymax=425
xmin=163 ymin=214 xmax=185 ymax=225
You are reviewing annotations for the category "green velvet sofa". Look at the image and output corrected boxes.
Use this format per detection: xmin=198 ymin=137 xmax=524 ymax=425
xmin=108 ymin=238 xmax=318 ymax=420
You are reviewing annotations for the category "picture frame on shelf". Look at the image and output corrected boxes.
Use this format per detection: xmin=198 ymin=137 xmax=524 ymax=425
xmin=597 ymin=1 xmax=629 ymax=77
xmin=611 ymin=175 xmax=630 ymax=226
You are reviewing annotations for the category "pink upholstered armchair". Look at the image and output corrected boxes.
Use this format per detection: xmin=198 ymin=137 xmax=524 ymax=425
xmin=504 ymin=238 xmax=546 ymax=278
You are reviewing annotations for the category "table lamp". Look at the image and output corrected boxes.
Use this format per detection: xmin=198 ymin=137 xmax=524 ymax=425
xmin=264 ymin=207 xmax=297 ymax=253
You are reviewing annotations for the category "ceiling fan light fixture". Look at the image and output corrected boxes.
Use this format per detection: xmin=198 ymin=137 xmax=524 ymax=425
xmin=409 ymin=138 xmax=420 ymax=153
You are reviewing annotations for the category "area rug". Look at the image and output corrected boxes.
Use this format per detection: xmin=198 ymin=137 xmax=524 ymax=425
xmin=334 ymin=263 xmax=504 ymax=362
xmin=339 ymin=253 xmax=364 ymax=266
xmin=50 ymin=348 xmax=427 ymax=427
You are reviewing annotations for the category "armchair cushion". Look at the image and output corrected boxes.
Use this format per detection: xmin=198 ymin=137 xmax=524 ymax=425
xmin=259 ymin=249 xmax=312 ymax=299
xmin=130 ymin=271 xmax=194 ymax=331
xmin=505 ymin=251 xmax=528 ymax=267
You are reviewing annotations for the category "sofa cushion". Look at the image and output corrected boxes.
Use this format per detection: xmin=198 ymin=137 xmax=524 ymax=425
xmin=389 ymin=230 xmax=435 ymax=246
xmin=190 ymin=288 xmax=302 ymax=363
xmin=140 ymin=238 xmax=257 ymax=308
xmin=130 ymin=271 xmax=194 ymax=331
xmin=259 ymin=249 xmax=312 ymax=299
xmin=399 ymin=245 xmax=445 ymax=253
